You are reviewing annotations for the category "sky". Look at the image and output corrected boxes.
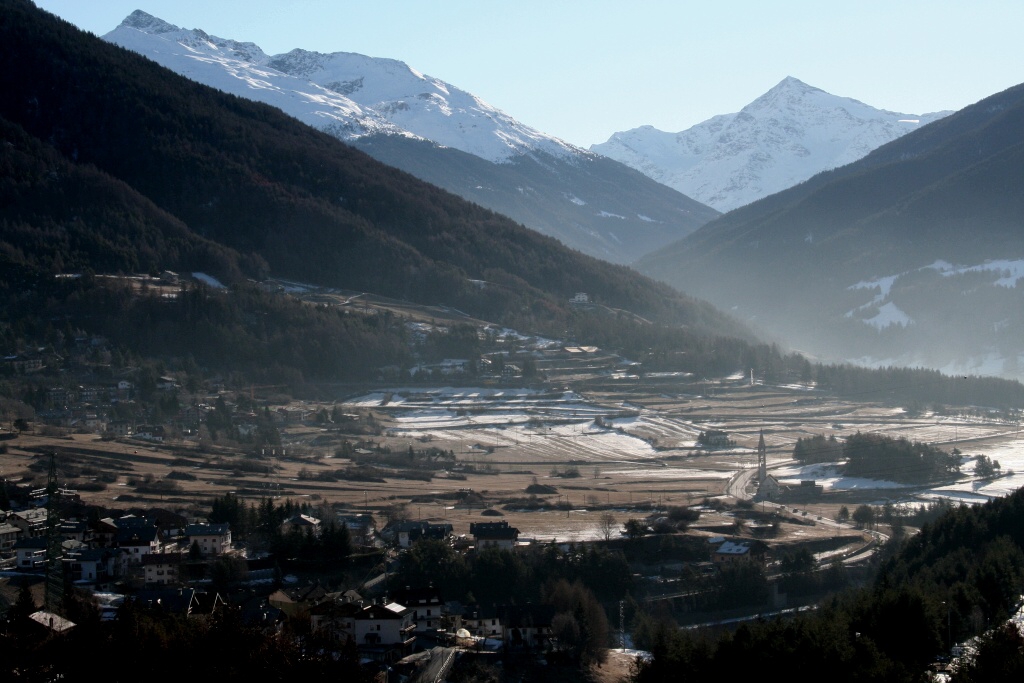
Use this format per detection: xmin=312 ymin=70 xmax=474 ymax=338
xmin=33 ymin=0 xmax=1024 ymax=148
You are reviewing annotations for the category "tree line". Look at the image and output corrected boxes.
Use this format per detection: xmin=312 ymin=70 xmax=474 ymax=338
xmin=794 ymin=432 xmax=962 ymax=483
xmin=632 ymin=487 xmax=1024 ymax=682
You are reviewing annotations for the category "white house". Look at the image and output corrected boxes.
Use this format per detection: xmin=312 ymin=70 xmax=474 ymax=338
xmin=14 ymin=537 xmax=47 ymax=570
xmin=712 ymin=540 xmax=752 ymax=565
xmin=354 ymin=602 xmax=416 ymax=651
xmin=142 ymin=552 xmax=184 ymax=586
xmin=185 ymin=523 xmax=232 ymax=556
xmin=66 ymin=548 xmax=128 ymax=584
xmin=117 ymin=526 xmax=160 ymax=564
xmin=462 ymin=603 xmax=503 ymax=639
xmin=8 ymin=509 xmax=48 ymax=537
xmin=390 ymin=587 xmax=445 ymax=633
xmin=0 ymin=522 xmax=21 ymax=551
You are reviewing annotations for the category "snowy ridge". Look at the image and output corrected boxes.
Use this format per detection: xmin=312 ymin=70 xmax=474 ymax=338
xmin=846 ymin=259 xmax=1024 ymax=330
xmin=592 ymin=77 xmax=952 ymax=212
xmin=105 ymin=11 xmax=579 ymax=163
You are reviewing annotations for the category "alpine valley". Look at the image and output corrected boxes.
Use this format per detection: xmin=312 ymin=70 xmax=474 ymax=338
xmin=5 ymin=0 xmax=1024 ymax=385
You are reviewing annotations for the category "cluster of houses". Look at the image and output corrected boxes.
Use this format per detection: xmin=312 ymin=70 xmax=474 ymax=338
xmin=3 ymin=501 xmax=544 ymax=660
xmin=270 ymin=579 xmax=554 ymax=663
xmin=22 ymin=381 xmax=304 ymax=440
xmin=3 ymin=485 xmax=787 ymax=666
xmin=1 ymin=505 xmax=232 ymax=588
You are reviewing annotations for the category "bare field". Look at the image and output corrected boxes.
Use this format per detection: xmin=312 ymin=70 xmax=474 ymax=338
xmin=4 ymin=378 xmax=1020 ymax=547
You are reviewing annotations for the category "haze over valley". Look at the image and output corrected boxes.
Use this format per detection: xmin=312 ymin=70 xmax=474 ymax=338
xmin=4 ymin=1 xmax=1024 ymax=680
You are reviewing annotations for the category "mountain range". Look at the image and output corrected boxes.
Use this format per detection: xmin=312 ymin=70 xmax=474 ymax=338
xmin=103 ymin=10 xmax=719 ymax=265
xmin=592 ymin=76 xmax=951 ymax=212
xmin=636 ymin=81 xmax=1024 ymax=379
xmin=0 ymin=0 xmax=754 ymax=377
xmin=7 ymin=0 xmax=1024 ymax=384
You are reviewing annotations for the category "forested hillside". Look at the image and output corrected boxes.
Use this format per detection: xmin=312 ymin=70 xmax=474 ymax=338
xmin=0 ymin=0 xmax=741 ymax=339
xmin=635 ymin=488 xmax=1024 ymax=682
xmin=636 ymin=79 xmax=1024 ymax=377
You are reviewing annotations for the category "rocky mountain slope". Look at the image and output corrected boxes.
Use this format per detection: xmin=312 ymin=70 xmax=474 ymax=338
xmin=103 ymin=11 xmax=718 ymax=264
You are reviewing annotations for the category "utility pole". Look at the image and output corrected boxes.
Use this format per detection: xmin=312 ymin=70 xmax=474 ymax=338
xmin=35 ymin=452 xmax=65 ymax=614
xmin=619 ymin=600 xmax=625 ymax=651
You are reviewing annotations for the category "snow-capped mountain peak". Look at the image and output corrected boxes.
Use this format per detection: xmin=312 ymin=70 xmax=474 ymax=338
xmin=591 ymin=76 xmax=952 ymax=212
xmin=106 ymin=14 xmax=577 ymax=163
xmin=119 ymin=9 xmax=177 ymax=34
xmin=102 ymin=12 xmax=720 ymax=265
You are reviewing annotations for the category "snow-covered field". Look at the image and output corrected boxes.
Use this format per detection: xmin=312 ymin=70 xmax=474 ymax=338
xmin=343 ymin=385 xmax=1024 ymax=515
xmin=772 ymin=431 xmax=1024 ymax=505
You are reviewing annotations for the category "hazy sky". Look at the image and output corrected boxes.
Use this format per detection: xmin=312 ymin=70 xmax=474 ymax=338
xmin=34 ymin=0 xmax=1024 ymax=148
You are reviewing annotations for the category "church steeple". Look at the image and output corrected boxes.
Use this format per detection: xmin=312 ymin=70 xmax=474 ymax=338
xmin=757 ymin=430 xmax=767 ymax=483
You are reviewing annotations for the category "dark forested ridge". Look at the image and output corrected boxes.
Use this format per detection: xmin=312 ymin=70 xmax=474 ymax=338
xmin=636 ymin=78 xmax=1024 ymax=376
xmin=0 ymin=0 xmax=741 ymax=340
xmin=636 ymin=488 xmax=1024 ymax=683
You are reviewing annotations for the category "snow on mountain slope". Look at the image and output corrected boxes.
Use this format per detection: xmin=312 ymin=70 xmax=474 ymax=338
xmin=102 ymin=11 xmax=720 ymax=265
xmin=591 ymin=77 xmax=952 ymax=212
xmin=105 ymin=10 xmax=576 ymax=163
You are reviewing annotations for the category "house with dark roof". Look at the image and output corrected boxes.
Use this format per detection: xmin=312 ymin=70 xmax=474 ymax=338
xmin=469 ymin=521 xmax=519 ymax=550
xmin=460 ymin=602 xmax=503 ymax=639
xmin=268 ymin=582 xmax=330 ymax=617
xmin=386 ymin=520 xmax=453 ymax=548
xmin=281 ymin=513 xmax=321 ymax=537
xmin=310 ymin=599 xmax=362 ymax=643
xmin=502 ymin=604 xmax=556 ymax=650
xmin=59 ymin=519 xmax=90 ymax=543
xmin=116 ymin=525 xmax=160 ymax=563
xmin=14 ymin=536 xmax=47 ymax=570
xmin=92 ymin=518 xmax=120 ymax=547
xmin=389 ymin=586 xmax=445 ymax=633
xmin=65 ymin=547 xmax=128 ymax=584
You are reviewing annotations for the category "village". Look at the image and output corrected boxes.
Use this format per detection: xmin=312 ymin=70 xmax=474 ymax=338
xmin=4 ymin=297 xmax=1023 ymax=678
xmin=0 ymin=450 xmax=875 ymax=679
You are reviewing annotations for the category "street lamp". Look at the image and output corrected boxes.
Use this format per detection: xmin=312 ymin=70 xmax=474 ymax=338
xmin=941 ymin=601 xmax=951 ymax=652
